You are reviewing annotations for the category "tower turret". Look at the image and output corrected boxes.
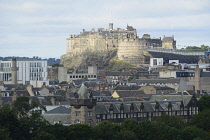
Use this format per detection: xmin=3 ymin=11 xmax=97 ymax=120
xmin=70 ymin=83 xmax=97 ymax=126
xmin=11 ymin=58 xmax=18 ymax=84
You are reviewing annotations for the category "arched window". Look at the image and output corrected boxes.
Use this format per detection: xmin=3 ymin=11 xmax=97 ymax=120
xmin=74 ymin=119 xmax=80 ymax=124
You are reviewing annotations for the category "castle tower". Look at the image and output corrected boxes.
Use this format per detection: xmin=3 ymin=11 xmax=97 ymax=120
xmin=70 ymin=83 xmax=97 ymax=126
xmin=109 ymin=23 xmax=113 ymax=30
xmin=11 ymin=58 xmax=18 ymax=84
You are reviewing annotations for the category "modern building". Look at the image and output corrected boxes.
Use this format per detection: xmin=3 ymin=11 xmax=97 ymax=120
xmin=0 ymin=59 xmax=48 ymax=85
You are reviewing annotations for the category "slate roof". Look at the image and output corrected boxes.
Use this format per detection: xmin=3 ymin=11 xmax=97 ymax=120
xmin=72 ymin=79 xmax=88 ymax=86
xmin=96 ymin=101 xmax=155 ymax=114
xmin=115 ymin=91 xmax=147 ymax=98
xmin=201 ymin=71 xmax=210 ymax=77
xmin=114 ymin=85 xmax=141 ymax=91
xmin=150 ymin=95 xmax=193 ymax=106
xmin=16 ymin=90 xmax=30 ymax=96
xmin=45 ymin=106 xmax=70 ymax=114
xmin=129 ymin=78 xmax=181 ymax=84
xmin=0 ymin=97 xmax=12 ymax=105
xmin=3 ymin=84 xmax=19 ymax=90
xmin=105 ymin=71 xmax=133 ymax=76
xmin=153 ymin=86 xmax=174 ymax=90
xmin=42 ymin=114 xmax=70 ymax=125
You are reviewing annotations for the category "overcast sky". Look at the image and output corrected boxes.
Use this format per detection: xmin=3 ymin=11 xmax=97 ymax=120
xmin=0 ymin=0 xmax=210 ymax=59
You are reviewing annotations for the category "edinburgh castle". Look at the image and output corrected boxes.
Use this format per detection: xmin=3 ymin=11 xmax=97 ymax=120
xmin=61 ymin=23 xmax=176 ymax=68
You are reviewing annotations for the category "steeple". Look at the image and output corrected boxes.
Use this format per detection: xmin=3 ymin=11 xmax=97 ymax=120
xmin=77 ymin=83 xmax=89 ymax=99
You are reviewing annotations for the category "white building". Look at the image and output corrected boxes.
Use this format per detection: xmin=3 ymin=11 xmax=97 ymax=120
xmin=150 ymin=58 xmax=163 ymax=66
xmin=58 ymin=66 xmax=97 ymax=82
xmin=0 ymin=59 xmax=48 ymax=85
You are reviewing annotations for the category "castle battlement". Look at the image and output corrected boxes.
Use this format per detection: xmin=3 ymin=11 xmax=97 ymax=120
xmin=61 ymin=23 xmax=176 ymax=67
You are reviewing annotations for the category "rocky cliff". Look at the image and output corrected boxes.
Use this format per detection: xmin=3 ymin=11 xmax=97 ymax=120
xmin=60 ymin=49 xmax=118 ymax=70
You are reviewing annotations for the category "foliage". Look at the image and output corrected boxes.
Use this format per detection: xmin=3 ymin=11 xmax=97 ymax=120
xmin=181 ymin=126 xmax=210 ymax=140
xmin=51 ymin=63 xmax=63 ymax=67
xmin=93 ymin=121 xmax=121 ymax=140
xmin=12 ymin=96 xmax=46 ymax=118
xmin=106 ymin=59 xmax=135 ymax=71
xmin=60 ymin=81 xmax=68 ymax=84
xmin=154 ymin=114 xmax=185 ymax=129
xmin=0 ymin=128 xmax=12 ymax=140
xmin=190 ymin=109 xmax=210 ymax=131
xmin=32 ymin=131 xmax=56 ymax=140
xmin=128 ymin=75 xmax=139 ymax=81
xmin=2 ymin=101 xmax=210 ymax=140
xmin=198 ymin=95 xmax=210 ymax=111
xmin=184 ymin=44 xmax=209 ymax=51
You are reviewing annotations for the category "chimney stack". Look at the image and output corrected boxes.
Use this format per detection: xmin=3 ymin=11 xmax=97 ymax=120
xmin=109 ymin=23 xmax=113 ymax=30
xmin=11 ymin=58 xmax=18 ymax=84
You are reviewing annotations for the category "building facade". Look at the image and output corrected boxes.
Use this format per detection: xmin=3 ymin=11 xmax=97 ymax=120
xmin=62 ymin=23 xmax=176 ymax=66
xmin=70 ymin=84 xmax=199 ymax=126
xmin=0 ymin=59 xmax=48 ymax=85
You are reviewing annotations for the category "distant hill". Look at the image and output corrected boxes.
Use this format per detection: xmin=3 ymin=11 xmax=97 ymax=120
xmin=0 ymin=56 xmax=60 ymax=66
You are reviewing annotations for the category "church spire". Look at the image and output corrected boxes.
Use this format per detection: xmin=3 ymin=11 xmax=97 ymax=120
xmin=77 ymin=83 xmax=89 ymax=99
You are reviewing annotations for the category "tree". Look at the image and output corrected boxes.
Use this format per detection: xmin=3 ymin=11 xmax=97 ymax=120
xmin=198 ymin=95 xmax=210 ymax=111
xmin=32 ymin=131 xmax=56 ymax=140
xmin=190 ymin=109 xmax=210 ymax=131
xmin=69 ymin=124 xmax=93 ymax=140
xmin=93 ymin=121 xmax=120 ymax=140
xmin=0 ymin=128 xmax=12 ymax=140
xmin=60 ymin=81 xmax=68 ymax=84
xmin=121 ymin=119 xmax=138 ymax=132
xmin=114 ymin=130 xmax=137 ymax=140
xmin=154 ymin=114 xmax=185 ymax=129
xmin=134 ymin=120 xmax=156 ymax=140
xmin=51 ymin=63 xmax=63 ymax=67
xmin=0 ymin=106 xmax=26 ymax=140
xmin=181 ymin=126 xmax=210 ymax=140
xmin=12 ymin=96 xmax=45 ymax=118
xmin=153 ymin=122 xmax=181 ymax=140
xmin=200 ymin=44 xmax=210 ymax=51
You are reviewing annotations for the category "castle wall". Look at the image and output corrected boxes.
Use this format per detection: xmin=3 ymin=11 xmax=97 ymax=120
xmin=117 ymin=39 xmax=151 ymax=65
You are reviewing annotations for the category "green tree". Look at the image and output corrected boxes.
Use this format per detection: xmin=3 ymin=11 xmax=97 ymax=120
xmin=114 ymin=130 xmax=137 ymax=140
xmin=200 ymin=44 xmax=210 ymax=51
xmin=12 ymin=96 xmax=45 ymax=118
xmin=153 ymin=122 xmax=181 ymax=140
xmin=198 ymin=95 xmax=210 ymax=111
xmin=0 ymin=128 xmax=12 ymax=140
xmin=51 ymin=63 xmax=63 ymax=67
xmin=0 ymin=106 xmax=26 ymax=140
xmin=32 ymin=131 xmax=56 ymax=140
xmin=93 ymin=121 xmax=120 ymax=140
xmin=69 ymin=124 xmax=93 ymax=140
xmin=134 ymin=120 xmax=156 ymax=140
xmin=60 ymin=81 xmax=68 ymax=84
xmin=190 ymin=109 xmax=210 ymax=131
xmin=154 ymin=114 xmax=185 ymax=129
xmin=181 ymin=126 xmax=210 ymax=140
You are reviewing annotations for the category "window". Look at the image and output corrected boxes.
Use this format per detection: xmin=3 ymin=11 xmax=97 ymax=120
xmin=88 ymin=111 xmax=92 ymax=117
xmin=74 ymin=120 xmax=80 ymax=124
xmin=75 ymin=111 xmax=81 ymax=116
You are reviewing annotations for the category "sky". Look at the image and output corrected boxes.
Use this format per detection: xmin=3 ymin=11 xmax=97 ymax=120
xmin=0 ymin=0 xmax=210 ymax=59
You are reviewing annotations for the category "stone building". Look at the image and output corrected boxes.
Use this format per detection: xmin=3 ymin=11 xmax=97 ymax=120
xmin=70 ymin=83 xmax=97 ymax=126
xmin=162 ymin=36 xmax=176 ymax=49
xmin=61 ymin=23 xmax=176 ymax=66
xmin=70 ymin=84 xmax=199 ymax=126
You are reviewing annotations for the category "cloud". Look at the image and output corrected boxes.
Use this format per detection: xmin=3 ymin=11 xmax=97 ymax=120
xmin=0 ymin=0 xmax=210 ymax=58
